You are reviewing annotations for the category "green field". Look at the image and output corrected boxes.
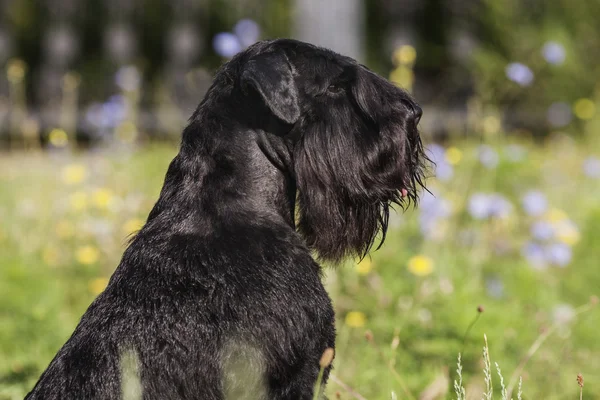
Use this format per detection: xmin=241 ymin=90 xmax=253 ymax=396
xmin=1 ymin=134 xmax=599 ymax=399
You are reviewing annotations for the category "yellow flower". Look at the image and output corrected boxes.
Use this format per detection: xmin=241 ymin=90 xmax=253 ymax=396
xmin=345 ymin=311 xmax=366 ymax=328
xmin=555 ymin=222 xmax=580 ymax=246
xmin=61 ymin=164 xmax=87 ymax=185
xmin=89 ymin=277 xmax=109 ymax=295
xmin=544 ymin=208 xmax=568 ymax=223
xmin=49 ymin=128 xmax=69 ymax=148
xmin=69 ymin=191 xmax=88 ymax=212
xmin=92 ymin=188 xmax=114 ymax=210
xmin=55 ymin=220 xmax=74 ymax=239
xmin=389 ymin=66 xmax=414 ymax=88
xmin=42 ymin=246 xmax=60 ymax=266
xmin=356 ymin=258 xmax=373 ymax=275
xmin=76 ymin=245 xmax=100 ymax=265
xmin=445 ymin=147 xmax=463 ymax=165
xmin=122 ymin=218 xmax=145 ymax=236
xmin=573 ymin=98 xmax=596 ymax=120
xmin=407 ymin=255 xmax=434 ymax=277
xmin=392 ymin=45 xmax=417 ymax=66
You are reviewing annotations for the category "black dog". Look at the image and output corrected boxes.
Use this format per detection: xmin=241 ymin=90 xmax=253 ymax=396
xmin=26 ymin=39 xmax=427 ymax=399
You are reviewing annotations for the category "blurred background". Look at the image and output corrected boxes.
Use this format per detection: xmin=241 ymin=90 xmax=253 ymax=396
xmin=1 ymin=0 xmax=600 ymax=399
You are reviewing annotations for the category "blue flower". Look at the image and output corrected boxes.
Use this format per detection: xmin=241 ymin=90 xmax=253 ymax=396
xmin=522 ymin=241 xmax=547 ymax=270
xmin=419 ymin=188 xmax=438 ymax=212
xmin=468 ymin=193 xmax=512 ymax=219
xmin=435 ymin=162 xmax=454 ymax=181
xmin=85 ymin=103 xmax=108 ymax=130
xmin=521 ymin=190 xmax=548 ymax=217
xmin=233 ymin=19 xmax=260 ymax=48
xmin=426 ymin=144 xmax=445 ymax=164
xmin=583 ymin=157 xmax=600 ymax=179
xmin=468 ymin=193 xmax=491 ymax=220
xmin=545 ymin=243 xmax=572 ymax=267
xmin=488 ymin=194 xmax=513 ymax=218
xmin=547 ymin=102 xmax=572 ymax=127
xmin=542 ymin=42 xmax=566 ymax=65
xmin=530 ymin=220 xmax=554 ymax=241
xmin=103 ymin=95 xmax=128 ymax=126
xmin=486 ymin=277 xmax=504 ymax=299
xmin=86 ymin=95 xmax=129 ymax=132
xmin=419 ymin=215 xmax=438 ymax=238
xmin=418 ymin=189 xmax=452 ymax=238
xmin=506 ymin=62 xmax=534 ymax=86
xmin=213 ymin=32 xmax=242 ymax=58
xmin=478 ymin=145 xmax=499 ymax=169
xmin=426 ymin=144 xmax=453 ymax=181
xmin=213 ymin=19 xmax=261 ymax=59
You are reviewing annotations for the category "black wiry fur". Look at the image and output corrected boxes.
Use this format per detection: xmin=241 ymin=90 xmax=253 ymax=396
xmin=26 ymin=39 xmax=428 ymax=400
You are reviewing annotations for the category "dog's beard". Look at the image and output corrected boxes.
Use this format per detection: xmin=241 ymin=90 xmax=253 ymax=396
xmin=293 ymin=106 xmax=428 ymax=263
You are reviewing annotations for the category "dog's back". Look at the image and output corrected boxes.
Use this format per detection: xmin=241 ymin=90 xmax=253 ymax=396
xmin=26 ymin=216 xmax=334 ymax=400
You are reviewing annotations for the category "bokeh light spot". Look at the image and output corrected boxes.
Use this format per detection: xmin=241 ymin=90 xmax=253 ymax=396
xmin=69 ymin=191 xmax=89 ymax=212
xmin=122 ymin=218 xmax=145 ymax=237
xmin=356 ymin=258 xmax=373 ymax=276
xmin=392 ymin=45 xmax=417 ymax=66
xmin=389 ymin=66 xmax=414 ymax=88
xmin=6 ymin=58 xmax=26 ymax=83
xmin=92 ymin=188 xmax=114 ymax=210
xmin=89 ymin=277 xmax=109 ymax=295
xmin=407 ymin=255 xmax=434 ymax=276
xmin=76 ymin=245 xmax=100 ymax=265
xmin=445 ymin=147 xmax=463 ymax=165
xmin=61 ymin=164 xmax=87 ymax=185
xmin=49 ymin=128 xmax=69 ymax=148
xmin=573 ymin=99 xmax=596 ymax=120
xmin=345 ymin=311 xmax=366 ymax=328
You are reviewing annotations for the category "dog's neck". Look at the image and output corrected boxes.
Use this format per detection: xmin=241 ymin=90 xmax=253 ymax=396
xmin=147 ymin=105 xmax=297 ymax=234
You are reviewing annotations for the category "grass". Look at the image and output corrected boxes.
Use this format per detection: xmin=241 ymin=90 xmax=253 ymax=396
xmin=0 ymin=133 xmax=599 ymax=399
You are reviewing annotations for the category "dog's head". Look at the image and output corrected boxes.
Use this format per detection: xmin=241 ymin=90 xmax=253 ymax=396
xmin=231 ymin=39 xmax=429 ymax=262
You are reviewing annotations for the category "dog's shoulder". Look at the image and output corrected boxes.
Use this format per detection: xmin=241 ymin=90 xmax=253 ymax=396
xmin=112 ymin=214 xmax=320 ymax=288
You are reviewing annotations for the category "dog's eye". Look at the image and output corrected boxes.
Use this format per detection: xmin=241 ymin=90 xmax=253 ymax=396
xmin=327 ymin=83 xmax=343 ymax=94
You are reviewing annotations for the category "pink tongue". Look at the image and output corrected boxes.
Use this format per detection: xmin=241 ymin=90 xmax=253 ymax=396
xmin=401 ymin=188 xmax=408 ymax=198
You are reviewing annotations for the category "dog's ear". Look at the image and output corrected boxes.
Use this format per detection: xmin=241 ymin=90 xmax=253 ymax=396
xmin=241 ymin=52 xmax=300 ymax=124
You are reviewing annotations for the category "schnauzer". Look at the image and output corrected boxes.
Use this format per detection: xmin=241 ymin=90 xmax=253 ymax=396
xmin=26 ymin=39 xmax=427 ymax=399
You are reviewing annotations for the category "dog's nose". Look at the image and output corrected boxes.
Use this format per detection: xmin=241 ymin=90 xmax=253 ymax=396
xmin=412 ymin=103 xmax=423 ymax=125
xmin=402 ymin=99 xmax=422 ymax=125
